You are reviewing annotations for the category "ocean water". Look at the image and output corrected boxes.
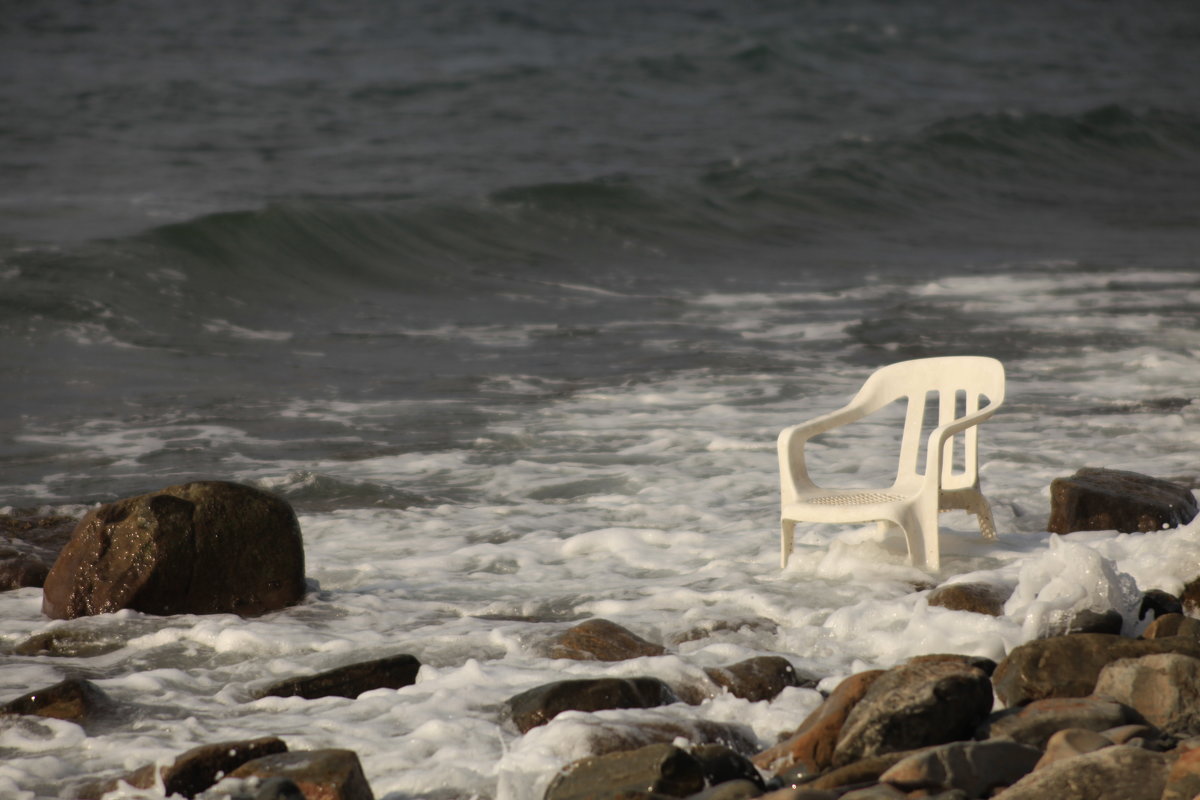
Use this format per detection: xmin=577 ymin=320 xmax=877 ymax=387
xmin=3 ymin=1 xmax=1200 ymax=798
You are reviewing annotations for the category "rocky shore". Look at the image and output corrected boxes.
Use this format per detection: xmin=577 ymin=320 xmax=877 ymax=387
xmin=2 ymin=469 xmax=1199 ymax=800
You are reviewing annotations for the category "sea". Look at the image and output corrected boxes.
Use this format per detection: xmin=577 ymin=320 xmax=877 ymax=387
xmin=2 ymin=1 xmax=1200 ymax=798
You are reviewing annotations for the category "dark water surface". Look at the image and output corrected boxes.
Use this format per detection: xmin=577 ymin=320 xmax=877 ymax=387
xmin=3 ymin=0 xmax=1200 ymax=505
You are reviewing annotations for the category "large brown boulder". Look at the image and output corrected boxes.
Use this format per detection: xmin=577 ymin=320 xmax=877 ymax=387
xmin=831 ymin=658 xmax=993 ymax=767
xmin=42 ymin=481 xmax=306 ymax=619
xmin=992 ymin=633 xmax=1200 ymax=707
xmin=1047 ymin=468 xmax=1198 ymax=534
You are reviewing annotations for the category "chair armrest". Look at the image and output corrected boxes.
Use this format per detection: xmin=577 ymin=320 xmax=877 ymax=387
xmin=922 ymin=401 xmax=1001 ymax=484
xmin=778 ymin=403 xmax=869 ymax=496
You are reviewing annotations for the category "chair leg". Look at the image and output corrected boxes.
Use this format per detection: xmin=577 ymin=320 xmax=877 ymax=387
xmin=781 ymin=519 xmax=796 ymax=568
xmin=899 ymin=503 xmax=941 ymax=571
xmin=972 ymin=496 xmax=998 ymax=540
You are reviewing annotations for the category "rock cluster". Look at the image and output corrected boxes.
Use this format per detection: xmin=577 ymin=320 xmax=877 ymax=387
xmin=1 ymin=469 xmax=1198 ymax=799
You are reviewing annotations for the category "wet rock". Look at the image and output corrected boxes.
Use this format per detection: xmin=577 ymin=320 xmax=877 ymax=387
xmin=544 ymin=743 xmax=705 ymax=800
xmin=991 ymin=633 xmax=1200 ymax=706
xmin=261 ymin=654 xmax=421 ymax=700
xmin=1163 ymin=746 xmax=1200 ymax=800
xmin=1046 ymin=467 xmax=1199 ymax=535
xmin=507 ymin=677 xmax=678 ymax=733
xmin=1031 ymin=728 xmax=1113 ymax=770
xmin=878 ymin=740 xmax=1041 ymax=796
xmin=42 ymin=481 xmax=306 ymax=619
xmin=0 ymin=677 xmax=113 ymax=723
xmin=1102 ymin=723 xmax=1170 ymax=748
xmin=230 ymin=749 xmax=374 ymax=800
xmin=0 ymin=510 xmax=78 ymax=590
xmin=752 ymin=670 xmax=884 ymax=776
xmin=904 ymin=652 xmax=997 ymax=676
xmin=1183 ymin=576 xmax=1200 ymax=617
xmin=14 ymin=627 xmax=126 ymax=657
xmin=77 ymin=737 xmax=288 ymax=800
xmin=759 ymin=789 xmax=838 ymax=800
xmin=1142 ymin=613 xmax=1200 ymax=640
xmin=1140 ymin=589 xmax=1183 ymax=620
xmin=926 ymin=582 xmax=1011 ymax=616
xmin=704 ymin=656 xmax=802 ymax=703
xmin=991 ymin=745 xmax=1169 ymax=800
xmin=977 ymin=696 xmax=1143 ymax=750
xmin=1045 ymin=608 xmax=1125 ymax=636
xmin=543 ymin=618 xmax=667 ymax=661
xmin=838 ymin=785 xmax=907 ymax=799
xmin=689 ymin=744 xmax=765 ymax=790
xmin=253 ymin=777 xmax=306 ymax=800
xmin=1093 ymin=653 xmax=1200 ymax=736
xmin=667 ymin=617 xmax=779 ymax=646
xmin=0 ymin=551 xmax=50 ymax=590
xmin=793 ymin=749 xmax=921 ymax=792
xmin=831 ymin=658 xmax=993 ymax=767
xmin=688 ymin=779 xmax=763 ymax=800
xmin=569 ymin=716 xmax=759 ymax=760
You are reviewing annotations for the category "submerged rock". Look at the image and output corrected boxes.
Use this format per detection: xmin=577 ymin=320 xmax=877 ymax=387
xmin=544 ymin=743 xmax=705 ymax=800
xmin=831 ymin=658 xmax=993 ymax=767
xmin=926 ymin=582 xmax=1012 ymax=616
xmin=508 ymin=677 xmax=678 ymax=733
xmin=261 ymin=654 xmax=421 ymax=700
xmin=0 ymin=677 xmax=114 ymax=724
xmin=229 ymin=749 xmax=374 ymax=800
xmin=42 ymin=481 xmax=306 ymax=619
xmin=14 ymin=626 xmax=126 ymax=657
xmin=1046 ymin=467 xmax=1198 ymax=535
xmin=541 ymin=618 xmax=667 ymax=661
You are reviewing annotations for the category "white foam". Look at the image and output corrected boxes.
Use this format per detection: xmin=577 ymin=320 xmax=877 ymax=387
xmin=202 ymin=319 xmax=293 ymax=342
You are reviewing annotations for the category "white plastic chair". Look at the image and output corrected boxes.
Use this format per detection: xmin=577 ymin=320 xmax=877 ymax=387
xmin=778 ymin=356 xmax=1005 ymax=571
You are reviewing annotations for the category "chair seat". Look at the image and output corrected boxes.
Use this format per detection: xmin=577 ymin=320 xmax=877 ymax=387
xmin=796 ymin=490 xmax=907 ymax=506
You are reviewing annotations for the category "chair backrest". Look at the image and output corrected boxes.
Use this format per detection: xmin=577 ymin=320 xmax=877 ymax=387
xmin=853 ymin=356 xmax=1005 ymax=490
